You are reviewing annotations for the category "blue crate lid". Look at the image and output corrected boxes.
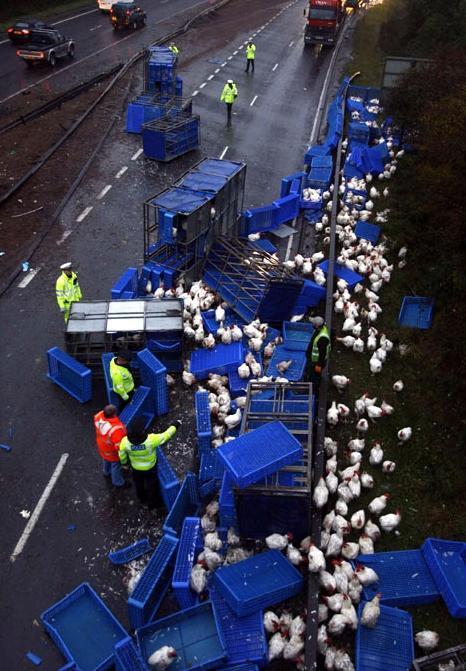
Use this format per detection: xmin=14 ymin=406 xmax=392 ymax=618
xmin=354 ymin=550 xmax=441 ymax=607
xmin=190 ymin=343 xmax=244 ymax=380
xmin=399 ymin=297 xmax=434 ymax=329
xmin=217 ymin=421 xmax=303 ymax=488
xmin=197 ymin=158 xmax=244 ymax=178
xmin=136 ymin=601 xmax=227 ymax=671
xmin=172 ymin=517 xmax=202 ymax=609
xmin=151 ymin=188 xmax=211 ymax=215
xmin=213 ymin=550 xmax=303 ymax=617
xmin=356 ymin=603 xmax=414 ymax=671
xmin=109 ymin=539 xmax=152 ymax=566
xmin=200 ymin=450 xmax=226 ymax=483
xmin=129 ymin=535 xmax=178 ymax=617
xmin=178 ymin=171 xmax=228 ymax=194
xmin=422 ymin=538 xmax=466 ymax=618
xmin=354 ymin=221 xmax=381 ymax=244
xmin=266 ymin=344 xmax=307 ymax=381
xmin=318 ymin=259 xmax=363 ymax=288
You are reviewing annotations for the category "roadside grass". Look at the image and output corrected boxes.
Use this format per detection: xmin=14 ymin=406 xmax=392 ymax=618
xmin=0 ymin=0 xmax=93 ymax=32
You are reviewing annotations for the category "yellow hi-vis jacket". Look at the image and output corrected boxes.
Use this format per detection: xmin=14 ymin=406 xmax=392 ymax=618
xmin=246 ymin=43 xmax=256 ymax=59
xmin=220 ymin=82 xmax=238 ymax=104
xmin=119 ymin=425 xmax=177 ymax=470
xmin=109 ymin=357 xmax=135 ymax=401
xmin=55 ymin=271 xmax=82 ymax=311
xmin=169 ymin=44 xmax=179 ymax=55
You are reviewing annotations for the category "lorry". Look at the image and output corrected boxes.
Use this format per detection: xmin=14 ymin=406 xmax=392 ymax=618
xmin=16 ymin=29 xmax=75 ymax=66
xmin=304 ymin=0 xmax=345 ymax=47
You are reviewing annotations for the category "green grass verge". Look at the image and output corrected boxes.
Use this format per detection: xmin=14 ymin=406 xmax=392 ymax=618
xmin=0 ymin=0 xmax=93 ymax=32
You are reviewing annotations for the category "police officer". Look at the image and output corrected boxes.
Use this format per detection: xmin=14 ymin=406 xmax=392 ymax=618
xmin=55 ymin=262 xmax=82 ymax=322
xmin=306 ymin=322 xmax=331 ymax=387
xmin=109 ymin=350 xmax=135 ymax=407
xmin=168 ymin=41 xmax=179 ymax=59
xmin=119 ymin=416 xmax=181 ymax=510
xmin=220 ymin=79 xmax=238 ymax=123
xmin=245 ymin=38 xmax=256 ymax=73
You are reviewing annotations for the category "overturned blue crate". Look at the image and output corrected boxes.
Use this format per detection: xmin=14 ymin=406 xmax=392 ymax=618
xmin=219 ymin=472 xmax=238 ymax=529
xmin=190 ymin=343 xmax=244 ymax=380
xmin=136 ymin=602 xmax=227 ymax=671
xmin=399 ymin=297 xmax=434 ymax=330
xmin=273 ymin=194 xmax=300 ymax=225
xmin=355 ymin=221 xmax=381 ymax=244
xmin=172 ymin=517 xmax=203 ymax=609
xmin=119 ymin=386 xmax=155 ymax=431
xmin=213 ymin=550 xmax=303 ymax=617
xmin=200 ymin=449 xmax=226 ymax=484
xmin=109 ymin=539 xmax=152 ymax=566
xmin=422 ymin=538 xmax=466 ymax=618
xmin=218 ymin=421 xmax=303 ymax=488
xmin=355 ymin=550 xmax=441 ymax=607
xmin=282 ymin=321 xmax=314 ymax=351
xmin=356 ymin=603 xmax=414 ymax=671
xmin=201 ymin=308 xmax=244 ymax=336
xmin=128 ymin=534 xmax=178 ymax=629
xmin=318 ymin=259 xmax=363 ymax=289
xmin=307 ymin=165 xmax=333 ymax=190
xmin=163 ymin=473 xmax=202 ymax=537
xmin=157 ymin=447 xmax=180 ymax=510
xmin=111 ymin=268 xmax=138 ymax=300
xmin=242 ymin=203 xmax=280 ymax=234
xmin=195 ymin=391 xmax=212 ymax=452
xmin=143 ymin=114 xmax=200 ymax=162
xmin=266 ymin=344 xmax=307 ymax=381
xmin=41 ymin=582 xmax=127 ymax=671
xmin=210 ymin=586 xmax=268 ymax=667
xmin=280 ymin=171 xmax=306 ymax=198
xmin=47 ymin=347 xmax=92 ymax=403
xmin=136 ymin=349 xmax=168 ymax=416
xmin=114 ymin=636 xmax=148 ymax=671
xmin=304 ymin=143 xmax=332 ymax=166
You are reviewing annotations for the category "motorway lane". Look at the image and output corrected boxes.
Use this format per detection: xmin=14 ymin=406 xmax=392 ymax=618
xmin=0 ymin=0 xmax=214 ymax=107
xmin=0 ymin=1 xmax=335 ymax=667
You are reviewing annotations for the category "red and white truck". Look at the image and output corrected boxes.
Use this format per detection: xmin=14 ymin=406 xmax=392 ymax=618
xmin=304 ymin=0 xmax=346 ymax=47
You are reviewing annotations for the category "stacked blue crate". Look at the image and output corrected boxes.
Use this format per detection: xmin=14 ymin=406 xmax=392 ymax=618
xmin=111 ymin=268 xmax=138 ymax=299
xmin=172 ymin=517 xmax=203 ymax=608
xmin=136 ymin=348 xmax=168 ymax=415
xmin=195 ymin=391 xmax=212 ymax=452
xmin=163 ymin=473 xmax=202 ymax=537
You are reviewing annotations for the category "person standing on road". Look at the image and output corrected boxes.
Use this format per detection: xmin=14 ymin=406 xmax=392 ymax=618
xmin=220 ymin=79 xmax=238 ymax=124
xmin=245 ymin=38 xmax=256 ymax=73
xmin=110 ymin=350 xmax=135 ymax=407
xmin=168 ymin=41 xmax=179 ymax=58
xmin=118 ymin=416 xmax=181 ymax=510
xmin=55 ymin=262 xmax=82 ymax=322
xmin=305 ymin=322 xmax=331 ymax=388
xmin=94 ymin=404 xmax=130 ymax=489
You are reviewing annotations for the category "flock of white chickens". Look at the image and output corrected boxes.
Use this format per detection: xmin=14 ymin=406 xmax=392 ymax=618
xmin=119 ymin=113 xmax=447 ymax=670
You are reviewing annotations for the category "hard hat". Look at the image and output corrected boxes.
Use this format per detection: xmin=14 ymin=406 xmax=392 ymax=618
xmin=227 ymin=79 xmax=233 ymax=84
xmin=60 ymin=262 xmax=72 ymax=270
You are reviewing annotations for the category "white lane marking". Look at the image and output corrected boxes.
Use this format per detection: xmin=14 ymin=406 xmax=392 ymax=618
xmin=272 ymin=63 xmax=278 ymax=71
xmin=199 ymin=82 xmax=207 ymax=89
xmin=115 ymin=166 xmax=128 ymax=179
xmin=219 ymin=146 xmax=229 ymax=159
xmin=227 ymin=55 xmax=233 ymax=60
xmin=10 ymin=453 xmax=69 ymax=562
xmin=52 ymin=7 xmax=98 ymax=26
xmin=221 ymin=61 xmax=227 ymax=67
xmin=76 ymin=206 xmax=93 ymax=222
xmin=214 ymin=68 xmax=220 ymax=73
xmin=207 ymin=74 xmax=214 ymax=80
xmin=289 ymin=40 xmax=294 ymax=47
xmin=192 ymin=90 xmax=199 ymax=96
xmin=89 ymin=24 xmax=102 ymax=31
xmin=131 ymin=148 xmax=143 ymax=161
xmin=233 ymin=50 xmax=238 ymax=55
xmin=17 ymin=268 xmax=40 ymax=289
xmin=250 ymin=95 xmax=258 ymax=107
xmin=57 ymin=230 xmax=72 ymax=246
xmin=97 ymin=184 xmax=112 ymax=200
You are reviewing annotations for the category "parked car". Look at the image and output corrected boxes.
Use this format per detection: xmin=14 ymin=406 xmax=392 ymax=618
xmin=7 ymin=19 xmax=52 ymax=45
xmin=16 ymin=30 xmax=75 ymax=67
xmin=111 ymin=1 xmax=146 ymax=30
xmin=97 ymin=0 xmax=117 ymax=12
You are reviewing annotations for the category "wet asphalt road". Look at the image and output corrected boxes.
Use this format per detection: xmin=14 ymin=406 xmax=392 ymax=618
xmin=0 ymin=1 xmax=342 ymax=667
xmin=0 ymin=0 xmax=215 ymax=106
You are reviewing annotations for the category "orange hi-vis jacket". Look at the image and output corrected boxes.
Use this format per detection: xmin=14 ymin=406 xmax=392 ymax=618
xmin=94 ymin=411 xmax=127 ymax=462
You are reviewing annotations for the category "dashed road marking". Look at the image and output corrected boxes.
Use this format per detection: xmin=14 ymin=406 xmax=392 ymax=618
xmin=250 ymin=95 xmax=258 ymax=107
xmin=219 ymin=146 xmax=229 ymax=159
xmin=207 ymin=74 xmax=214 ymax=80
xmin=89 ymin=24 xmax=102 ymax=31
xmin=57 ymin=230 xmax=72 ymax=246
xmin=227 ymin=55 xmax=233 ymax=60
xmin=272 ymin=63 xmax=279 ymax=71
xmin=214 ymin=68 xmax=220 ymax=73
xmin=115 ymin=166 xmax=128 ymax=179
xmin=131 ymin=148 xmax=143 ymax=161
xmin=289 ymin=40 xmax=294 ymax=47
xmin=97 ymin=184 xmax=112 ymax=200
xmin=17 ymin=268 xmax=40 ymax=289
xmin=192 ymin=90 xmax=199 ymax=96
xmin=76 ymin=206 xmax=93 ymax=222
xmin=221 ymin=61 xmax=227 ymax=67
xmin=199 ymin=82 xmax=207 ymax=88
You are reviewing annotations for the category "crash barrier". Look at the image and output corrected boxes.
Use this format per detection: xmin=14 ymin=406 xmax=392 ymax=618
xmin=46 ymin=347 xmax=92 ymax=403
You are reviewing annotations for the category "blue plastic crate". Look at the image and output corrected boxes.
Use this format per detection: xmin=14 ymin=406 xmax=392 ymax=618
xmin=111 ymin=268 xmax=138 ymax=300
xmin=195 ymin=391 xmax=212 ymax=452
xmin=199 ymin=450 xmax=225 ymax=483
xmin=311 ymin=155 xmax=333 ymax=169
xmin=282 ymin=321 xmax=314 ymax=351
xmin=172 ymin=517 xmax=203 ymax=609
xmin=190 ymin=343 xmax=244 ymax=380
xmin=398 ymin=297 xmax=434 ymax=330
xmin=354 ymin=550 xmax=441 ymax=607
xmin=249 ymin=239 xmax=277 ymax=255
xmin=109 ymin=539 xmax=152 ymax=566
xmin=422 ymin=538 xmax=466 ymax=618
xmin=163 ymin=473 xmax=201 ymax=537
xmin=218 ymin=665 xmax=259 ymax=671
xmin=213 ymin=550 xmax=303 ymax=617
xmin=128 ymin=535 xmax=178 ymax=629
xmin=318 ymin=259 xmax=363 ymax=288
xmin=243 ymin=204 xmax=280 ymax=234
xmin=47 ymin=347 xmax=92 ymax=403
xmin=218 ymin=421 xmax=303 ymax=489
xmin=266 ymin=344 xmax=306 ymax=381
xmin=201 ymin=308 xmax=244 ymax=336
xmin=136 ymin=349 xmax=168 ymax=415
xmin=307 ymin=165 xmax=333 ymax=190
xmin=157 ymin=447 xmax=180 ymax=510
xmin=356 ymin=603 xmax=414 ymax=671
xmin=273 ymin=194 xmax=300 ymax=225
xmin=349 ymin=121 xmax=370 ymax=142
xmin=280 ymin=171 xmax=306 ymax=198
xmin=114 ymin=636 xmax=148 ymax=671
xmin=41 ymin=583 xmax=127 ymax=671
xmin=119 ymin=386 xmax=155 ymax=431
xmin=304 ymin=143 xmax=332 ymax=165
xmin=210 ymin=586 xmax=267 ymax=667
xmin=355 ymin=221 xmax=381 ymax=244
xmin=136 ymin=602 xmax=227 ymax=671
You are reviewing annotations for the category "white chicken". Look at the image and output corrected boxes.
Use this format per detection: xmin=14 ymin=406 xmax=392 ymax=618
xmin=286 ymin=543 xmax=303 ymax=566
xmin=190 ymin=563 xmax=207 ymax=594
xmin=369 ymin=443 xmax=384 ymax=465
xmin=327 ymin=401 xmax=339 ymax=426
xmin=340 ymin=596 xmax=358 ymax=630
xmin=268 ymin=632 xmax=286 ymax=660
xmin=204 ymin=532 xmax=223 ymax=552
xmin=332 ymin=375 xmax=351 ymax=392
xmin=382 ymin=460 xmax=396 ymax=473
xmin=360 ymin=472 xmax=375 ymax=489
xmin=263 ymin=610 xmax=280 ymax=634
xmin=290 ymin=615 xmax=306 ymax=638
xmin=318 ymin=569 xmax=337 ymax=593
xmin=367 ymin=404 xmax=385 ymax=421
xmin=224 ymin=408 xmax=242 ymax=430
xmin=215 ymin=304 xmax=226 ymax=322
xmin=397 ymin=427 xmax=412 ymax=442
xmin=283 ymin=635 xmax=304 ymax=660
xmin=358 ymin=533 xmax=374 ymax=555
xmin=393 ymin=380 xmax=404 ymax=392
xmin=148 ymin=646 xmax=177 ymax=669
xmin=328 ymin=613 xmax=346 ymax=636
xmin=415 ymin=630 xmax=439 ymax=652
xmin=350 ymin=509 xmax=365 ymax=530
xmin=265 ymin=532 xmax=292 ymax=551
xmin=354 ymin=564 xmax=379 ymax=586
xmin=360 ymin=594 xmax=381 ymax=628
xmin=182 ymin=370 xmax=196 ymax=386
xmin=336 ymin=335 xmax=355 ymax=349
xmin=334 ymin=649 xmax=355 ymax=670
xmin=368 ymin=493 xmax=390 ymax=516
xmin=341 ymin=542 xmax=359 ymax=560
xmin=237 ymin=363 xmax=250 ymax=379
xmin=356 ymin=418 xmax=369 ymax=433
xmin=313 ymin=477 xmax=329 ymax=509
xmin=379 ymin=511 xmax=401 ymax=532
xmin=364 ymin=519 xmax=381 ymax=541
xmin=326 ymin=531 xmax=343 ymax=558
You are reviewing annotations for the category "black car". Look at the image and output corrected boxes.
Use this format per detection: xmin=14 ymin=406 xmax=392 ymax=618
xmin=16 ymin=30 xmax=75 ymax=67
xmin=7 ymin=19 xmax=52 ymax=45
xmin=111 ymin=1 xmax=146 ymax=30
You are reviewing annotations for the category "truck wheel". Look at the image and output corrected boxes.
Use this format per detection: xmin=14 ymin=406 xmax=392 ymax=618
xmin=68 ymin=44 xmax=75 ymax=58
xmin=49 ymin=52 xmax=56 ymax=67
